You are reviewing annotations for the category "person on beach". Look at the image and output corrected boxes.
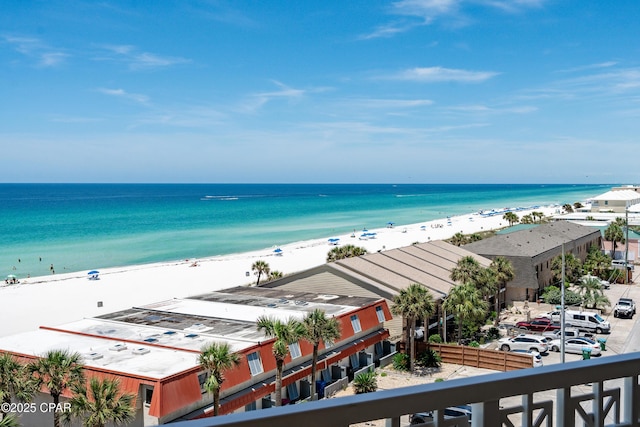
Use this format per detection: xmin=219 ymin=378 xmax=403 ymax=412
xmin=50 ymin=263 xmax=55 ymax=274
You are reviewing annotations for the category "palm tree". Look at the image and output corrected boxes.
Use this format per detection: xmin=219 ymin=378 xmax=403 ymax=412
xmin=489 ymin=257 xmax=515 ymax=326
xmin=604 ymin=222 xmax=625 ymax=259
xmin=326 ymin=245 xmax=367 ymax=262
xmin=583 ymin=244 xmax=611 ymax=277
xmin=0 ymin=352 xmax=37 ymax=417
xmin=251 ymin=260 xmax=270 ymax=286
xmin=520 ymin=214 xmax=534 ymax=224
xmin=531 ymin=211 xmax=544 ymax=223
xmin=301 ymin=309 xmax=341 ymax=397
xmin=0 ymin=414 xmax=19 ymax=427
xmin=562 ymin=203 xmax=574 ymax=213
xmin=267 ymin=270 xmax=283 ymax=281
xmin=574 ymin=276 xmax=605 ymax=310
xmin=391 ymin=283 xmax=435 ymax=372
xmin=551 ymin=252 xmax=582 ymax=284
xmin=29 ymin=349 xmax=84 ymax=427
xmin=449 ymin=232 xmax=467 ymax=247
xmin=450 ymin=256 xmax=481 ymax=285
xmin=503 ymin=212 xmax=519 ymax=226
xmin=443 ymin=283 xmax=488 ymax=344
xmin=198 ymin=342 xmax=241 ymax=416
xmin=474 ymin=267 xmax=497 ymax=300
xmin=256 ymin=316 xmax=305 ymax=406
xmin=62 ymin=377 xmax=135 ymax=427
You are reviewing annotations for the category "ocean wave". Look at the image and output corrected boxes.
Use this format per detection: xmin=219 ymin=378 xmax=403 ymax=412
xmin=202 ymin=196 xmax=239 ymax=201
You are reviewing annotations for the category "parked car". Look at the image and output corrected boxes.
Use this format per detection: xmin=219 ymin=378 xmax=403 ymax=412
xmin=543 ymin=327 xmax=592 ymax=340
xmin=541 ymin=310 xmax=562 ymax=322
xmin=410 ymin=404 xmax=472 ymax=425
xmin=498 ymin=334 xmax=549 ymax=353
xmin=614 ymin=298 xmax=636 ymax=318
xmin=548 ymin=337 xmax=602 ymax=356
xmin=511 ymin=349 xmax=544 ymax=367
xmin=515 ymin=317 xmax=562 ymax=332
xmin=565 ymin=310 xmax=611 ymax=334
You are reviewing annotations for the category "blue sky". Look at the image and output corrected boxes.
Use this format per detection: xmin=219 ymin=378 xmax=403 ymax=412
xmin=2 ymin=0 xmax=639 ymax=184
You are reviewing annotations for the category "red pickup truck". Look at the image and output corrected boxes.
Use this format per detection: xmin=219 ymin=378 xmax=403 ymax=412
xmin=515 ymin=317 xmax=562 ymax=332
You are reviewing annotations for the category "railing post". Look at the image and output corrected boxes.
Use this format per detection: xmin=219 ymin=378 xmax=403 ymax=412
xmin=556 ymin=386 xmax=573 ymax=427
xmin=522 ymin=393 xmax=533 ymax=427
xmin=593 ymin=381 xmax=604 ymax=427
xmin=471 ymin=400 xmax=500 ymax=427
xmin=623 ymin=375 xmax=639 ymax=426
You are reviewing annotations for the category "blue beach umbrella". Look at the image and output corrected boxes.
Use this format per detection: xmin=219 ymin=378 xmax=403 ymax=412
xmin=328 ymin=238 xmax=340 ymax=244
xmin=273 ymin=248 xmax=283 ymax=255
xmin=88 ymin=270 xmax=99 ymax=275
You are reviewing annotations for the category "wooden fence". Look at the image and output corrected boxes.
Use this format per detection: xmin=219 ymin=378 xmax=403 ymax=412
xmin=399 ymin=341 xmax=533 ymax=371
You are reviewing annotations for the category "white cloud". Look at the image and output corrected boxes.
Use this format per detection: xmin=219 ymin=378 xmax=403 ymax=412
xmin=3 ymin=35 xmax=68 ymax=67
xmin=240 ymin=81 xmax=312 ymax=112
xmin=391 ymin=66 xmax=499 ymax=83
xmin=96 ymin=88 xmax=150 ymax=104
xmin=448 ymin=104 xmax=537 ymax=114
xmin=97 ymin=45 xmax=190 ymax=70
xmin=349 ymin=98 xmax=434 ymax=108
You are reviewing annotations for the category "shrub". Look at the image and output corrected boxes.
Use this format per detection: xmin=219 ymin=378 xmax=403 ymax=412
xmin=435 ymin=378 xmax=445 ymax=382
xmin=428 ymin=334 xmax=443 ymax=344
xmin=417 ymin=349 xmax=441 ymax=368
xmin=468 ymin=340 xmax=480 ymax=348
xmin=392 ymin=352 xmax=409 ymax=371
xmin=486 ymin=327 xmax=501 ymax=341
xmin=353 ymin=370 xmax=378 ymax=394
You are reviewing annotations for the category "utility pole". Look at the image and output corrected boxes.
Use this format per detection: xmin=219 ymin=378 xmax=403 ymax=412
xmin=561 ymin=243 xmax=566 ymax=363
xmin=625 ymin=207 xmax=629 ymax=285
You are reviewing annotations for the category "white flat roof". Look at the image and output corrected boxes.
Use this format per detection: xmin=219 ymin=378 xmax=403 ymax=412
xmin=140 ymin=297 xmax=355 ymax=324
xmin=54 ymin=318 xmax=259 ymax=352
xmin=0 ymin=328 xmax=199 ymax=379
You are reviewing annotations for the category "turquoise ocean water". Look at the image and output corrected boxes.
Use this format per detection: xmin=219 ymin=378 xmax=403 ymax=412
xmin=0 ymin=183 xmax=611 ymax=278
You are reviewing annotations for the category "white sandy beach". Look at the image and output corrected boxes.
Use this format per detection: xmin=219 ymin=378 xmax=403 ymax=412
xmin=0 ymin=206 xmax=559 ymax=337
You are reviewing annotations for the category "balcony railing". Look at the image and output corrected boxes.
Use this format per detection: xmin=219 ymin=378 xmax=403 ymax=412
xmin=172 ymin=352 xmax=640 ymax=427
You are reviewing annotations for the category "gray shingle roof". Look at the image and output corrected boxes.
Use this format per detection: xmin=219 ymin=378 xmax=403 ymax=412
xmin=462 ymin=222 xmax=600 ymax=257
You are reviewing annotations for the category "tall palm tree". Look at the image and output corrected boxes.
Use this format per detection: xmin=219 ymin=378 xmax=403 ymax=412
xmin=604 ymin=223 xmax=625 ymax=259
xmin=391 ymin=283 xmax=435 ymax=372
xmin=198 ymin=342 xmax=241 ymax=416
xmin=29 ymin=349 xmax=84 ymax=427
xmin=251 ymin=260 xmax=270 ymax=286
xmin=503 ymin=212 xmax=519 ymax=226
xmin=450 ymin=256 xmax=481 ymax=285
xmin=62 ymin=377 xmax=135 ymax=427
xmin=551 ymin=252 xmax=582 ymax=284
xmin=443 ymin=283 xmax=488 ymax=344
xmin=574 ymin=276 xmax=605 ymax=310
xmin=301 ymin=309 xmax=341 ymax=398
xmin=0 ymin=352 xmax=36 ymax=417
xmin=489 ymin=256 xmax=515 ymax=326
xmin=256 ymin=316 xmax=305 ymax=406
xmin=474 ymin=267 xmax=498 ymax=300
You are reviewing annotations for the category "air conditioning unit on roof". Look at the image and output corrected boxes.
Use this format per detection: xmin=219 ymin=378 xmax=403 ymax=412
xmin=132 ymin=348 xmax=150 ymax=355
xmin=84 ymin=352 xmax=103 ymax=360
xmin=109 ymin=343 xmax=127 ymax=352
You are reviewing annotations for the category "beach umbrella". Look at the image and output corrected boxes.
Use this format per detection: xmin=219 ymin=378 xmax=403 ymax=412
xmin=328 ymin=238 xmax=340 ymax=244
xmin=6 ymin=274 xmax=16 ymax=279
xmin=273 ymin=248 xmax=283 ymax=255
xmin=88 ymin=270 xmax=99 ymax=275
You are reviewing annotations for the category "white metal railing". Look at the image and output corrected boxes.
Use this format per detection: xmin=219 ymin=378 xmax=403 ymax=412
xmin=171 ymin=352 xmax=640 ymax=427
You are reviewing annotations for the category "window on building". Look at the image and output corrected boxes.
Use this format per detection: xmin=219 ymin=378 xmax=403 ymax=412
xmin=144 ymin=387 xmax=154 ymax=406
xmin=198 ymin=372 xmax=210 ymax=393
xmin=247 ymin=351 xmax=264 ymax=376
xmin=350 ymin=314 xmax=362 ymax=333
xmin=288 ymin=342 xmax=302 ymax=359
xmin=375 ymin=306 xmax=385 ymax=322
xmin=245 ymin=401 xmax=257 ymax=412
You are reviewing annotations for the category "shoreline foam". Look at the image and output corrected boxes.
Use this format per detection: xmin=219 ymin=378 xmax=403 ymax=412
xmin=1 ymin=205 xmax=559 ymax=337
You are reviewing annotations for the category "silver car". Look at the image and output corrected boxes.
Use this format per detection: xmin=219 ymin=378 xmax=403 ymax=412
xmin=549 ymin=337 xmax=601 ymax=356
xmin=498 ymin=334 xmax=549 ymax=353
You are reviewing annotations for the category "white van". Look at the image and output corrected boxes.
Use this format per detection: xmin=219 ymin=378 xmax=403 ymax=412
xmin=565 ymin=310 xmax=610 ymax=334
